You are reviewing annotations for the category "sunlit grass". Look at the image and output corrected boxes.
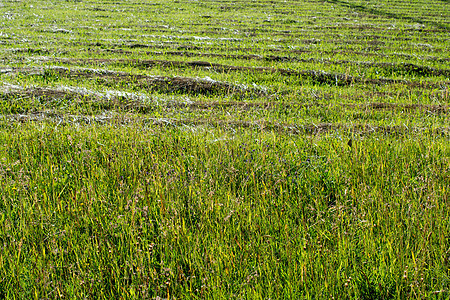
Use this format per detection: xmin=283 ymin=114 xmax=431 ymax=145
xmin=1 ymin=124 xmax=449 ymax=298
xmin=0 ymin=0 xmax=449 ymax=298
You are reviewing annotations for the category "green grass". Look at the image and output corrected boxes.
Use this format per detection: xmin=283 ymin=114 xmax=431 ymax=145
xmin=0 ymin=0 xmax=449 ymax=298
xmin=1 ymin=124 xmax=448 ymax=299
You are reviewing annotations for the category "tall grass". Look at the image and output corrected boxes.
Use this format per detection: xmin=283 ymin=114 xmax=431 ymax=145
xmin=0 ymin=123 xmax=448 ymax=298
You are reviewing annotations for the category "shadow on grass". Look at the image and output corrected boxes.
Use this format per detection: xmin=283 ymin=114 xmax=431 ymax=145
xmin=354 ymin=270 xmax=397 ymax=300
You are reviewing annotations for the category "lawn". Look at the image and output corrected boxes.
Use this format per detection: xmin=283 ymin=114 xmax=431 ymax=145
xmin=0 ymin=0 xmax=449 ymax=298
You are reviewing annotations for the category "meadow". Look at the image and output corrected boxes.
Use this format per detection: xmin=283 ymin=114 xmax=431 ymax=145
xmin=0 ymin=0 xmax=449 ymax=298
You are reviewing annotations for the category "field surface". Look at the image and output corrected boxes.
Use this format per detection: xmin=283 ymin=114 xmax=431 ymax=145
xmin=0 ymin=0 xmax=449 ymax=298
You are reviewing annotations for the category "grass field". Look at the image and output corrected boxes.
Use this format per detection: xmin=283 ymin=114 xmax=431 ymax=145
xmin=0 ymin=0 xmax=449 ymax=298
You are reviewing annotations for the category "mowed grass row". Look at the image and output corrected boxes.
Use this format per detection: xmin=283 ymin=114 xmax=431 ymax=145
xmin=0 ymin=84 xmax=449 ymax=131
xmin=1 ymin=0 xmax=449 ymax=68
xmin=1 ymin=64 xmax=448 ymax=131
xmin=0 ymin=123 xmax=449 ymax=298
